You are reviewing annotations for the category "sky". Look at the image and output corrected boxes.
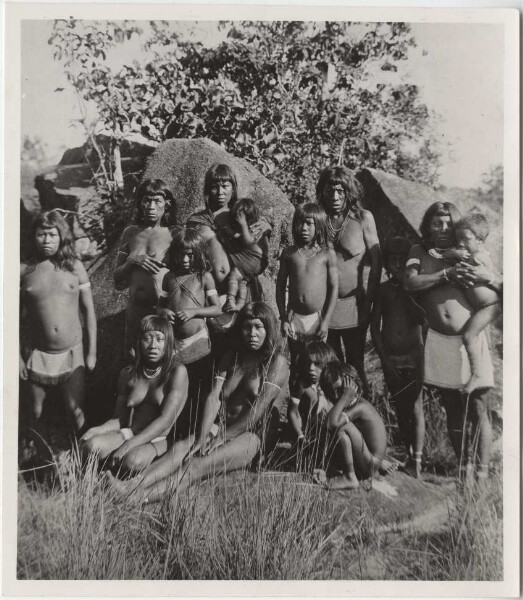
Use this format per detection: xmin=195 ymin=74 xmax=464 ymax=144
xmin=21 ymin=20 xmax=504 ymax=189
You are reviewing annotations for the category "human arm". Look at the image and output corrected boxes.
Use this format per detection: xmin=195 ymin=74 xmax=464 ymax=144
xmin=370 ymin=286 xmax=400 ymax=384
xmin=222 ymin=354 xmax=289 ymax=441
xmin=19 ymin=271 xmax=28 ymax=379
xmin=318 ymin=248 xmax=339 ymax=340
xmin=174 ymin=272 xmax=223 ymax=323
xmin=360 ymin=210 xmax=382 ymax=329
xmin=110 ymin=365 xmax=189 ymax=465
xmin=276 ymin=250 xmax=292 ymax=338
xmin=327 ymin=387 xmax=359 ymax=431
xmin=288 ymin=399 xmax=305 ymax=440
xmin=234 ymin=211 xmax=257 ymax=246
xmin=113 ymin=228 xmax=165 ymax=289
xmin=249 ymin=219 xmax=272 ymax=243
xmin=453 ymin=255 xmax=502 ymax=293
xmin=403 ymin=245 xmax=456 ymax=292
xmin=76 ymin=261 xmax=97 ymax=372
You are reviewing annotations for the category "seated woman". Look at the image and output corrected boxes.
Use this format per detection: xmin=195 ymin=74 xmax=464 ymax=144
xmin=81 ymin=316 xmax=189 ymax=475
xmin=108 ymin=302 xmax=289 ymax=503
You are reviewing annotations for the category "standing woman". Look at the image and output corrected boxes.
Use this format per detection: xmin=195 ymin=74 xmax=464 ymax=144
xmin=404 ymin=201 xmax=501 ymax=482
xmin=108 ymin=302 xmax=289 ymax=502
xmin=316 ymin=166 xmax=381 ymax=396
xmin=113 ymin=179 xmax=177 ymax=359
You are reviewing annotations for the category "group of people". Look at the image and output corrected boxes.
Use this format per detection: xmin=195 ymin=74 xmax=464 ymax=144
xmin=19 ymin=162 xmax=502 ymax=501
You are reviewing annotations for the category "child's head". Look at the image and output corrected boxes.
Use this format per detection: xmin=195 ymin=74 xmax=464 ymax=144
xmin=135 ymin=315 xmax=175 ymax=382
xmin=298 ymin=341 xmax=338 ymax=385
xmin=455 ymin=213 xmax=489 ymax=255
xmin=320 ymin=361 xmax=361 ymax=401
xmin=230 ymin=197 xmax=259 ymax=227
xmin=292 ymin=203 xmax=328 ymax=248
xmin=383 ymin=236 xmax=411 ymax=279
xmin=30 ymin=210 xmax=77 ymax=271
xmin=169 ymin=228 xmax=208 ymax=276
xmin=135 ymin=179 xmax=176 ymax=227
xmin=316 ymin=166 xmax=363 ymax=214
xmin=204 ymin=163 xmax=239 ymax=211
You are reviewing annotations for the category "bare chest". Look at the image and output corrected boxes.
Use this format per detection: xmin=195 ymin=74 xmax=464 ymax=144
xmin=22 ymin=265 xmax=79 ymax=300
xmin=126 ymin=378 xmax=165 ymax=408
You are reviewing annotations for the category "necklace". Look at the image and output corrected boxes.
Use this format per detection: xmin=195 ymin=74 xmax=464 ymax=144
xmin=327 ymin=215 xmax=344 ymax=233
xmin=297 ymin=245 xmax=320 ymax=260
xmin=428 ymin=248 xmax=446 ymax=260
xmin=143 ymin=365 xmax=161 ymax=379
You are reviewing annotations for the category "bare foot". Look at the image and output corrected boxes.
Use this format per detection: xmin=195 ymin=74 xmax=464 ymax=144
xmin=464 ymin=373 xmax=483 ymax=395
xmin=379 ymin=458 xmax=399 ymax=476
xmin=402 ymin=457 xmax=422 ymax=479
xmin=326 ymin=473 xmax=360 ymax=491
xmin=223 ymin=299 xmax=237 ymax=313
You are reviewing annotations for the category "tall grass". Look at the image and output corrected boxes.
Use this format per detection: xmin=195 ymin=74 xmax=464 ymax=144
xmin=17 ymin=449 xmax=503 ymax=581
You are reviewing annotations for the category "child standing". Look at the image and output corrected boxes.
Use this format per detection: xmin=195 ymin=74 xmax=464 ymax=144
xmin=276 ymin=203 xmax=338 ymax=378
xmin=317 ymin=361 xmax=396 ymax=490
xmin=20 ymin=210 xmax=97 ymax=437
xmin=221 ymin=197 xmax=271 ymax=313
xmin=113 ymin=179 xmax=176 ymax=359
xmin=442 ymin=214 xmax=501 ymax=394
xmin=371 ymin=237 xmax=426 ymax=478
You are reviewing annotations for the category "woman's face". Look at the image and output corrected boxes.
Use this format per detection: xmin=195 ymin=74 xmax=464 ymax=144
xmin=140 ymin=330 xmax=166 ymax=365
xmin=141 ymin=193 xmax=167 ymax=225
xmin=208 ymin=179 xmax=233 ymax=212
xmin=428 ymin=215 xmax=453 ymax=248
xmin=241 ymin=318 xmax=267 ymax=352
xmin=35 ymin=226 xmax=60 ymax=257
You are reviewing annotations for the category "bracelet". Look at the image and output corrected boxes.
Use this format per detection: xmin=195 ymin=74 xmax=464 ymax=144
xmin=442 ymin=268 xmax=449 ymax=282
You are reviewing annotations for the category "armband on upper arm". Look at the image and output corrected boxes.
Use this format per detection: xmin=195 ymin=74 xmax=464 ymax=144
xmin=206 ymin=289 xmax=218 ymax=298
xmin=79 ymin=282 xmax=91 ymax=290
xmin=406 ymin=258 xmax=420 ymax=268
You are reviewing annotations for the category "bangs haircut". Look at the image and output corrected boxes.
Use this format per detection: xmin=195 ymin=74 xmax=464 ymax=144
xmin=292 ymin=203 xmax=329 ymax=248
xmin=203 ymin=163 xmax=239 ymax=209
xmin=134 ymin=315 xmax=176 ymax=384
xmin=419 ymin=202 xmax=461 ymax=244
xmin=320 ymin=360 xmax=362 ymax=399
xmin=455 ymin=213 xmax=489 ymax=242
xmin=230 ymin=197 xmax=259 ymax=225
xmin=316 ymin=166 xmax=364 ymax=216
xmin=135 ymin=178 xmax=177 ymax=227
xmin=236 ymin=301 xmax=281 ymax=365
xmin=297 ymin=341 xmax=337 ymax=379
xmin=169 ymin=228 xmax=208 ymax=276
xmin=383 ymin=236 xmax=412 ymax=262
xmin=30 ymin=210 xmax=77 ymax=272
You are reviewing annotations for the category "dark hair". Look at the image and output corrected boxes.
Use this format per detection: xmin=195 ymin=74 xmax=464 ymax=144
xmin=29 ymin=210 xmax=77 ymax=272
xmin=320 ymin=361 xmax=361 ymax=399
xmin=169 ymin=228 xmax=208 ymax=276
xmin=316 ymin=166 xmax=364 ymax=218
xmin=230 ymin=197 xmax=259 ymax=226
xmin=455 ymin=213 xmax=489 ymax=242
xmin=134 ymin=315 xmax=176 ymax=384
xmin=297 ymin=341 xmax=337 ymax=380
xmin=292 ymin=203 xmax=329 ymax=248
xmin=383 ymin=236 xmax=412 ymax=264
xmin=236 ymin=301 xmax=281 ymax=365
xmin=135 ymin=179 xmax=176 ymax=227
xmin=203 ymin=163 xmax=239 ymax=210
xmin=419 ymin=202 xmax=461 ymax=246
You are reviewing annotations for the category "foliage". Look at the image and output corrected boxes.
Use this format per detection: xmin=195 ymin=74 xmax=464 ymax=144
xmin=49 ymin=19 xmax=441 ymax=204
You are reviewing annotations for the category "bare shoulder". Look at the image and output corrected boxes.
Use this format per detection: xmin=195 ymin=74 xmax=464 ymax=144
xmin=20 ymin=262 xmax=30 ymax=278
xmin=407 ymin=244 xmax=426 ymax=260
xmin=73 ymin=259 xmax=88 ymax=279
xmin=121 ymin=225 xmax=141 ymax=242
xmin=202 ymin=270 xmax=216 ymax=288
xmin=267 ymin=353 xmax=290 ymax=384
xmin=360 ymin=208 xmax=377 ymax=228
xmin=281 ymin=245 xmax=297 ymax=259
xmin=168 ymin=363 xmax=189 ymax=384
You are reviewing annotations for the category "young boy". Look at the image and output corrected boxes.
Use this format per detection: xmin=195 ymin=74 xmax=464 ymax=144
xmin=317 ymin=361 xmax=395 ymax=490
xmin=288 ymin=341 xmax=338 ymax=466
xmin=442 ymin=214 xmax=501 ymax=394
xmin=276 ymin=203 xmax=338 ymax=379
xmin=371 ymin=236 xmax=426 ymax=478
xmin=220 ymin=197 xmax=271 ymax=313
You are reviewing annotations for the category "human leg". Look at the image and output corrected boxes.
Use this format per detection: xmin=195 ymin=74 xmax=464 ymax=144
xmin=61 ymin=366 xmax=86 ymax=433
xmin=439 ymin=388 xmax=467 ymax=465
xmin=321 ymin=428 xmax=360 ymax=490
xmin=224 ymin=267 xmax=242 ymax=312
xmin=327 ymin=329 xmax=344 ymax=362
xmin=81 ymin=431 xmax=127 ymax=462
xmin=235 ymin=279 xmax=248 ymax=312
xmin=340 ymin=327 xmax=370 ymax=397
xmin=463 ymin=304 xmax=500 ymax=394
xmin=467 ymin=388 xmax=492 ymax=481
xmin=120 ymin=441 xmax=165 ymax=475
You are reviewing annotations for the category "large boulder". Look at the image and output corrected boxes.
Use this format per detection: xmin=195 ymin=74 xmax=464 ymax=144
xmin=142 ymin=138 xmax=294 ymax=284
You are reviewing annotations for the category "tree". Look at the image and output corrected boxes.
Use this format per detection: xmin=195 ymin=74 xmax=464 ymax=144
xmin=50 ymin=19 xmax=441 ymax=204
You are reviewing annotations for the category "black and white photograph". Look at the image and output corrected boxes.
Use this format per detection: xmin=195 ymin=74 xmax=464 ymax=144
xmin=3 ymin=3 xmax=519 ymax=596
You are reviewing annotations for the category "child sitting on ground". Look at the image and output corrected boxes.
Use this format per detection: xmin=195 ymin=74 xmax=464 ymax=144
xmin=276 ymin=203 xmax=338 ymax=382
xmin=288 ymin=341 xmax=338 ymax=467
xmin=20 ymin=210 xmax=97 ymax=442
xmin=219 ymin=197 xmax=271 ymax=313
xmin=371 ymin=236 xmax=426 ymax=478
xmin=440 ymin=213 xmax=501 ymax=394
xmin=316 ymin=361 xmax=396 ymax=490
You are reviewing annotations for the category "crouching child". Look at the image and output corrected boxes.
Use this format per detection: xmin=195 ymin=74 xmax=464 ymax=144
xmin=317 ymin=361 xmax=396 ymax=490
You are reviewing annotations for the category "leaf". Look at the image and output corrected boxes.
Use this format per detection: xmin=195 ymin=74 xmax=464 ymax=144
xmin=54 ymin=87 xmax=65 ymax=92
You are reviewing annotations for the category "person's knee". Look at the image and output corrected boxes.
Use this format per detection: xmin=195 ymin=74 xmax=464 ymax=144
xmin=82 ymin=436 xmax=103 ymax=457
xmin=462 ymin=329 xmax=475 ymax=347
xmin=32 ymin=400 xmax=44 ymax=420
xmin=121 ymin=450 xmax=152 ymax=474
xmin=243 ymin=432 xmax=261 ymax=457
